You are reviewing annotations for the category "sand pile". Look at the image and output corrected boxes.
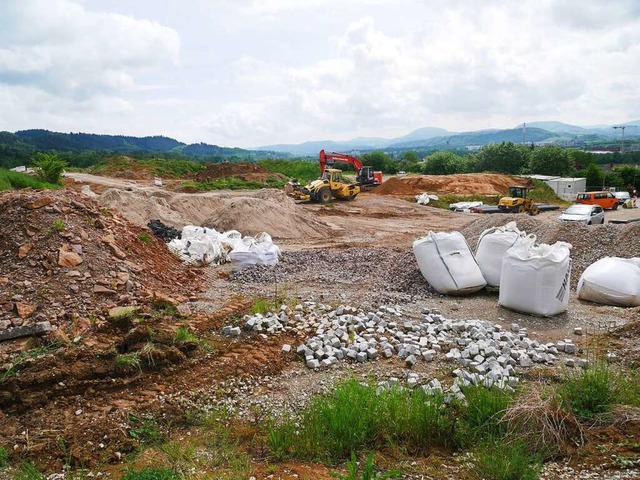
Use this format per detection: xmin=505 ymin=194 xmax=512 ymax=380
xmin=461 ymin=216 xmax=640 ymax=287
xmin=97 ymin=188 xmax=331 ymax=239
xmin=374 ymin=174 xmax=529 ymax=196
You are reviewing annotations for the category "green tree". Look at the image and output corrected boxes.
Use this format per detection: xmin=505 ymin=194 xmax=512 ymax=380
xmin=474 ymin=142 xmax=530 ymax=174
xmin=32 ymin=152 xmax=68 ymax=185
xmin=423 ymin=151 xmax=467 ymax=175
xmin=612 ymin=164 xmax=640 ymax=190
xmin=568 ymin=149 xmax=595 ymax=170
xmin=530 ymin=145 xmax=573 ymax=176
xmin=401 ymin=151 xmax=419 ymax=163
xmin=579 ymin=163 xmax=604 ymax=189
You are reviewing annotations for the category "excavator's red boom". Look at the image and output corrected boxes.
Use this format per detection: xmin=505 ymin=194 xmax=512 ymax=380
xmin=318 ymin=149 xmax=382 ymax=186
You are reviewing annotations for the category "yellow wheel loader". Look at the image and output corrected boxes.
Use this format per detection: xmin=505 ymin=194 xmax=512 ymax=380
xmin=498 ymin=186 xmax=540 ymax=215
xmin=288 ymin=168 xmax=360 ymax=203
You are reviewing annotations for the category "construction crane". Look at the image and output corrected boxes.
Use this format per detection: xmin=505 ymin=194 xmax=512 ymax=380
xmin=612 ymin=125 xmax=638 ymax=154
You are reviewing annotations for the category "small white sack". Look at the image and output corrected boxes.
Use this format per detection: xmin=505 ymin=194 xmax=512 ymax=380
xmin=577 ymin=257 xmax=640 ymax=307
xmin=475 ymin=221 xmax=527 ymax=287
xmin=413 ymin=231 xmax=486 ymax=295
xmin=499 ymin=236 xmax=572 ymax=316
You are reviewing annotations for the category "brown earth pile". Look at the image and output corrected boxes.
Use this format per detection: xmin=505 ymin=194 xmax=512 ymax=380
xmin=0 ymin=189 xmax=201 ymax=339
xmin=195 ymin=162 xmax=286 ymax=183
xmin=460 ymin=215 xmax=640 ymax=287
xmin=98 ymin=188 xmax=333 ymax=239
xmin=374 ymin=173 xmax=530 ymax=196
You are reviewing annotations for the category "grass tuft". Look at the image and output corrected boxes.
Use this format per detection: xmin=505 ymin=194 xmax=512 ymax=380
xmin=559 ymin=361 xmax=618 ymax=419
xmin=121 ymin=468 xmax=178 ymax=480
xmin=474 ymin=439 xmax=541 ymax=480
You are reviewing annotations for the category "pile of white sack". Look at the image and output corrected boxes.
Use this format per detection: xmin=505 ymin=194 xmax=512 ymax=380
xmin=414 ymin=220 xmax=640 ymax=313
xmin=413 ymin=222 xmax=573 ymax=316
xmin=415 ymin=193 xmax=439 ymax=205
xmin=167 ymin=226 xmax=280 ymax=270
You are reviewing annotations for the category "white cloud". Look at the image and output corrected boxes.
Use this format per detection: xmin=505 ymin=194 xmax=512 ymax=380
xmin=0 ymin=0 xmax=179 ymax=103
xmin=1 ymin=0 xmax=639 ymax=147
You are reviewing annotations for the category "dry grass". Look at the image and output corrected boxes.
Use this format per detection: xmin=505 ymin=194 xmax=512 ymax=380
xmin=503 ymin=386 xmax=584 ymax=458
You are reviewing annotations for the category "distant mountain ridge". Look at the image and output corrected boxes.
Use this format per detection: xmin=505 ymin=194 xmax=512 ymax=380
xmin=259 ymin=120 xmax=640 ymax=155
xmin=9 ymin=129 xmax=284 ymax=160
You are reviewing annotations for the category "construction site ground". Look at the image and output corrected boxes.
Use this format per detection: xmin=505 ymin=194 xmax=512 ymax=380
xmin=1 ymin=171 xmax=640 ymax=479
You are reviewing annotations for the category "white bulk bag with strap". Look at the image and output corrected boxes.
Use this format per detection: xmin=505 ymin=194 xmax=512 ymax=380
xmin=475 ymin=221 xmax=527 ymax=287
xmin=499 ymin=236 xmax=572 ymax=316
xmin=413 ymin=231 xmax=486 ymax=295
xmin=577 ymin=257 xmax=640 ymax=307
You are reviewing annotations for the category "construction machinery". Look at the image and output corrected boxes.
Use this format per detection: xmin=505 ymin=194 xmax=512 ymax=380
xmin=319 ymin=150 xmax=383 ymax=187
xmin=498 ymin=186 xmax=540 ymax=215
xmin=288 ymin=168 xmax=360 ymax=203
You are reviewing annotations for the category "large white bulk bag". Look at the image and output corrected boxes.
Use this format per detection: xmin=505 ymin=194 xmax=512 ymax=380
xmin=229 ymin=232 xmax=281 ymax=270
xmin=577 ymin=257 xmax=640 ymax=307
xmin=498 ymin=237 xmax=572 ymax=316
xmin=413 ymin=231 xmax=486 ymax=295
xmin=475 ymin=221 xmax=526 ymax=287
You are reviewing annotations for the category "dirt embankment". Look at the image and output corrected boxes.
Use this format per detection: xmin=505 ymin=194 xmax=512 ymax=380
xmin=194 ymin=162 xmax=287 ymax=183
xmin=98 ymin=188 xmax=333 ymax=239
xmin=0 ymin=190 xmax=201 ymax=338
xmin=374 ymin=173 xmax=530 ymax=196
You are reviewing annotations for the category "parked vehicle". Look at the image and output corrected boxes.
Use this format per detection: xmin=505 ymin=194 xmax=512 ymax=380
xmin=613 ymin=191 xmax=631 ymax=205
xmin=558 ymin=204 xmax=605 ymax=225
xmin=575 ymin=191 xmax=619 ymax=210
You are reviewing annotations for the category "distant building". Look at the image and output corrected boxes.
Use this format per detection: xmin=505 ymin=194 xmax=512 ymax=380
xmin=523 ymin=175 xmax=586 ymax=201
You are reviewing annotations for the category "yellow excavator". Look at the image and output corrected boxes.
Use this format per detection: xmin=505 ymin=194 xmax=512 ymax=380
xmin=287 ymin=168 xmax=360 ymax=202
xmin=498 ymin=186 xmax=540 ymax=215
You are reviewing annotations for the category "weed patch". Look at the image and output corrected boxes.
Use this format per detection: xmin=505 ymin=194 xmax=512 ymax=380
xmin=0 ymin=168 xmax=58 ymax=191
xmin=16 ymin=461 xmax=45 ymax=480
xmin=137 ymin=232 xmax=153 ymax=245
xmin=333 ymin=451 xmax=401 ymax=479
xmin=0 ymin=446 xmax=8 ymax=467
xmin=559 ymin=361 xmax=618 ymax=419
xmin=455 ymin=385 xmax=513 ymax=447
xmin=116 ymin=352 xmax=142 ymax=372
xmin=473 ymin=439 xmax=541 ymax=480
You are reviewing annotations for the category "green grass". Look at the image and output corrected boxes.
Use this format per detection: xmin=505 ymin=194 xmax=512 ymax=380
xmin=173 ymin=325 xmax=198 ymax=344
xmin=0 ymin=446 xmax=8 ymax=467
xmin=128 ymin=414 xmax=163 ymax=446
xmin=259 ymin=159 xmax=320 ymax=183
xmin=1 ymin=342 xmax=61 ymax=381
xmin=333 ymin=451 xmax=401 ymax=480
xmin=137 ymin=232 xmax=153 ymax=245
xmin=455 ymin=385 xmax=514 ymax=447
xmin=52 ymin=218 xmax=65 ymax=232
xmin=178 ymin=176 xmax=286 ymax=191
xmin=473 ymin=439 xmax=541 ymax=480
xmin=0 ymin=168 xmax=59 ymax=191
xmin=15 ymin=461 xmax=45 ymax=480
xmin=116 ymin=352 xmax=142 ymax=372
xmin=559 ymin=361 xmax=619 ymax=419
xmin=121 ymin=468 xmax=178 ymax=480
xmin=268 ymin=379 xmax=455 ymax=462
xmin=249 ymin=297 xmax=273 ymax=315
xmin=527 ymin=179 xmax=571 ymax=206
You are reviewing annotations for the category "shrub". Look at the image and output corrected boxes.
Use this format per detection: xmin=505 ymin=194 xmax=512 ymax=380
xmin=559 ymin=361 xmax=618 ymax=419
xmin=0 ymin=168 xmax=58 ymax=191
xmin=121 ymin=468 xmax=178 ymax=480
xmin=32 ymin=152 xmax=68 ymax=185
xmin=474 ymin=439 xmax=541 ymax=480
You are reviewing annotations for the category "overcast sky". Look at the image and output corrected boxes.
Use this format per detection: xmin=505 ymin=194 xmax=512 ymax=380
xmin=1 ymin=0 xmax=639 ymax=148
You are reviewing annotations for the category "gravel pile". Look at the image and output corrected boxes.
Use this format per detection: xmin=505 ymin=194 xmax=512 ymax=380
xmin=230 ymin=248 xmax=434 ymax=304
xmin=462 ymin=217 xmax=640 ymax=287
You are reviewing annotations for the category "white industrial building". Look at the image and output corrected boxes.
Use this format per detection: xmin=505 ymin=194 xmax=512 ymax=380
xmin=525 ymin=175 xmax=586 ymax=201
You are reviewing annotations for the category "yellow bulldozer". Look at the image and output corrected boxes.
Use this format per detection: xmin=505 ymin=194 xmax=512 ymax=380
xmin=497 ymin=186 xmax=540 ymax=215
xmin=287 ymin=168 xmax=360 ymax=203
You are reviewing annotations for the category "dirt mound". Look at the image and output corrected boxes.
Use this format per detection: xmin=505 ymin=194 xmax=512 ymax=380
xmin=374 ymin=174 xmax=529 ymax=196
xmin=98 ymin=188 xmax=332 ymax=239
xmin=460 ymin=216 xmax=640 ymax=287
xmin=0 ymin=190 xmax=201 ymax=338
xmin=195 ymin=162 xmax=286 ymax=183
